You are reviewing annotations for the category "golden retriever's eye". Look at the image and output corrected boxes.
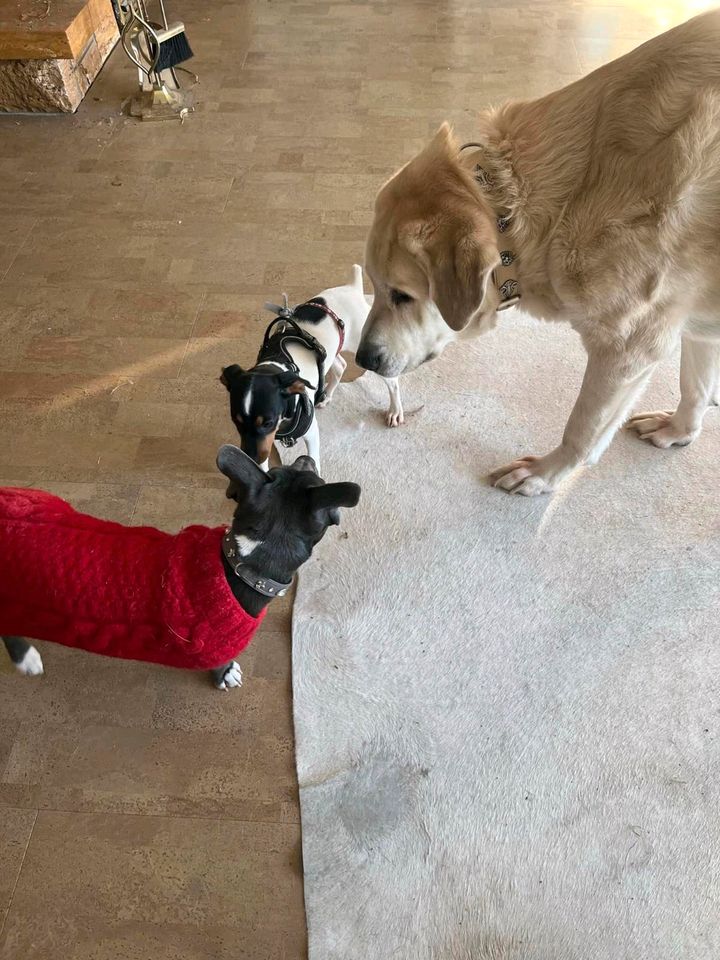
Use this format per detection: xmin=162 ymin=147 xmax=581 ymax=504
xmin=390 ymin=288 xmax=413 ymax=306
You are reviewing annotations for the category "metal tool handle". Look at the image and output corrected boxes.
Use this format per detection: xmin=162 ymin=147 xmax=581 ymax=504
xmin=121 ymin=2 xmax=161 ymax=76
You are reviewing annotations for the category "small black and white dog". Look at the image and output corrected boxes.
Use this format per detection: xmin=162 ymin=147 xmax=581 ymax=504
xmin=221 ymin=265 xmax=404 ymax=471
xmin=2 ymin=447 xmax=360 ymax=691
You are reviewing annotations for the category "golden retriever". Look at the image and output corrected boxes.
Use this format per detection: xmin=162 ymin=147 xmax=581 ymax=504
xmin=357 ymin=11 xmax=720 ymax=495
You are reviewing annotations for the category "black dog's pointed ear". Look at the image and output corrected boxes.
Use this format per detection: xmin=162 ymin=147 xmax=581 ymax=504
xmin=220 ymin=365 xmax=243 ymax=390
xmin=216 ymin=444 xmax=269 ymax=497
xmin=277 ymin=370 xmax=312 ymax=395
xmin=290 ymin=455 xmax=318 ymax=474
xmin=307 ymin=483 xmax=361 ymax=513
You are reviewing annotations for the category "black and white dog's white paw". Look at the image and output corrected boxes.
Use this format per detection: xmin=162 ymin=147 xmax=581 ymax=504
xmin=213 ymin=660 xmax=243 ymax=691
xmin=16 ymin=645 xmax=44 ymax=676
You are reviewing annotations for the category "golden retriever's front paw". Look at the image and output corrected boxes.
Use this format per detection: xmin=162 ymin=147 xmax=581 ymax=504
xmin=625 ymin=410 xmax=699 ymax=448
xmin=489 ymin=454 xmax=562 ymax=496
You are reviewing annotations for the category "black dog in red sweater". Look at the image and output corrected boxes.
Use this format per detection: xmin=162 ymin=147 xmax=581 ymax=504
xmin=1 ymin=445 xmax=360 ymax=691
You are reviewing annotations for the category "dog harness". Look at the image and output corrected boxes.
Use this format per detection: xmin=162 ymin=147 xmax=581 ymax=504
xmin=0 ymin=487 xmax=266 ymax=671
xmin=259 ymin=297 xmax=346 ymax=447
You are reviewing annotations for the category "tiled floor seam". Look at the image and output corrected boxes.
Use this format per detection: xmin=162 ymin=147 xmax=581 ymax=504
xmin=0 ymin=807 xmax=38 ymax=943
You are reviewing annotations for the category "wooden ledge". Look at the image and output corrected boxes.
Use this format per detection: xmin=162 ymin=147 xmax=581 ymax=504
xmin=0 ymin=0 xmax=115 ymax=60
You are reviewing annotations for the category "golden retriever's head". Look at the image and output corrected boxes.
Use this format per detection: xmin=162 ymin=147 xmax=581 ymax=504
xmin=357 ymin=124 xmax=501 ymax=378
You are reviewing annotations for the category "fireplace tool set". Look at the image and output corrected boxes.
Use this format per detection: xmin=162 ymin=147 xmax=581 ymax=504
xmin=111 ymin=0 xmax=197 ymax=121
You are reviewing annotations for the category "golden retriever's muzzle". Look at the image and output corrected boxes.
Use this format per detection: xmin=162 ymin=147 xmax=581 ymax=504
xmin=356 ymin=337 xmax=406 ymax=378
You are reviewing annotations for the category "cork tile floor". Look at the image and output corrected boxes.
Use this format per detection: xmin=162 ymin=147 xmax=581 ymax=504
xmin=0 ymin=0 xmax=711 ymax=957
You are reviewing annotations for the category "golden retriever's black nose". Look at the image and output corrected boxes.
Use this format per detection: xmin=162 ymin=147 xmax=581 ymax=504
xmin=356 ymin=343 xmax=383 ymax=372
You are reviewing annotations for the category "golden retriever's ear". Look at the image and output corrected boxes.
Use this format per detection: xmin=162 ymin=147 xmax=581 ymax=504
xmin=423 ymin=228 xmax=499 ymax=332
xmin=408 ymin=123 xmax=458 ymax=172
xmin=429 ymin=122 xmax=455 ymax=154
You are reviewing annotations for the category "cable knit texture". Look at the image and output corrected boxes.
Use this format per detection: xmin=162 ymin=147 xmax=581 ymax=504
xmin=0 ymin=488 xmax=265 ymax=670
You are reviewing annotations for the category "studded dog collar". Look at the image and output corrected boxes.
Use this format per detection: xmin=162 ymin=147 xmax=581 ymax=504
xmin=222 ymin=529 xmax=292 ymax=599
xmin=460 ymin=142 xmax=521 ymax=311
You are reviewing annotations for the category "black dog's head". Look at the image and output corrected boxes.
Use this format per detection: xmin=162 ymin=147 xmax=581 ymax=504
xmin=220 ymin=365 xmax=311 ymax=465
xmin=217 ymin=444 xmax=360 ymax=584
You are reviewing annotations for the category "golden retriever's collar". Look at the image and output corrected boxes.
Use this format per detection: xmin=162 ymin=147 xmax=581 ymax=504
xmin=459 ymin=142 xmax=520 ymax=311
xmin=493 ymin=224 xmax=520 ymax=311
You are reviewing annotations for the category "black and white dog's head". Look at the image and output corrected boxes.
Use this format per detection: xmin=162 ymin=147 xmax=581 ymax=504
xmin=216 ymin=444 xmax=360 ymax=584
xmin=220 ymin=365 xmax=311 ymax=465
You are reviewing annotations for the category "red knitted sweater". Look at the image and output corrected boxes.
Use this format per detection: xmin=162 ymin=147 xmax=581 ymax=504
xmin=0 ymin=488 xmax=265 ymax=670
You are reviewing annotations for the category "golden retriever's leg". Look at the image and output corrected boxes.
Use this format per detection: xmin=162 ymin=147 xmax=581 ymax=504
xmin=490 ymin=349 xmax=657 ymax=496
xmin=383 ymin=377 xmax=404 ymax=428
xmin=626 ymin=338 xmax=720 ymax=448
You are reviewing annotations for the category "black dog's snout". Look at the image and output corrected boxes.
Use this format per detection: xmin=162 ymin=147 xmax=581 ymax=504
xmin=356 ymin=343 xmax=384 ymax=373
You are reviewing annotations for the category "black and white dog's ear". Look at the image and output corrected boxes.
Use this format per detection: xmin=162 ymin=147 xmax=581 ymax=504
xmin=217 ymin=444 xmax=269 ymax=497
xmin=307 ymin=483 xmax=361 ymax=513
xmin=277 ymin=370 xmax=312 ymax=395
xmin=220 ymin=365 xmax=244 ymax=389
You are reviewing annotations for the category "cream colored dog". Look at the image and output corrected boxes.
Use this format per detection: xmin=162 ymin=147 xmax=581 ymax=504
xmin=356 ymin=11 xmax=720 ymax=496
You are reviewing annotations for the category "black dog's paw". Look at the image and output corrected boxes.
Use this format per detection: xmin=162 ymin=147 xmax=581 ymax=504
xmin=212 ymin=661 xmax=243 ymax=691
xmin=16 ymin=645 xmax=44 ymax=676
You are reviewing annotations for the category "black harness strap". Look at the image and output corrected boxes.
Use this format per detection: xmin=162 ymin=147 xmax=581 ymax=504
xmin=255 ymin=316 xmax=326 ymax=447
xmin=276 ymin=391 xmax=314 ymax=447
xmin=257 ymin=316 xmax=328 ymax=403
xmin=257 ymin=295 xmax=348 ymax=446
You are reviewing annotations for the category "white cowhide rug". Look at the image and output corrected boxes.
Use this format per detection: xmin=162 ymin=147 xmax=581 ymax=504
xmin=291 ymin=314 xmax=720 ymax=960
